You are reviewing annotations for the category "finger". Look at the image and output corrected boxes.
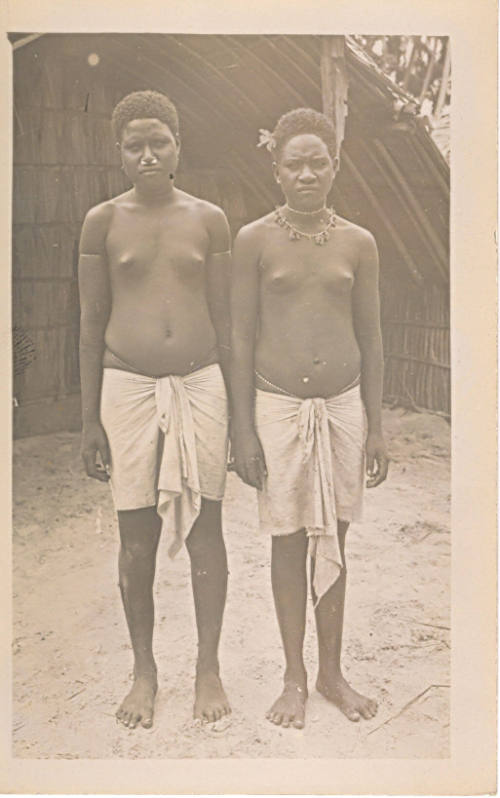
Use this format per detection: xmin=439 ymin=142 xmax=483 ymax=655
xmin=258 ymin=446 xmax=268 ymax=477
xmin=370 ymin=454 xmax=389 ymax=487
xmin=99 ymin=436 xmax=111 ymax=469
xmin=366 ymin=451 xmax=375 ymax=476
xmin=367 ymin=469 xmax=385 ymax=488
xmin=82 ymin=449 xmax=98 ymax=478
xmin=258 ymin=455 xmax=268 ymax=483
xmin=93 ymin=464 xmax=110 ymax=482
xmin=247 ymin=461 xmax=262 ymax=490
xmin=83 ymin=452 xmax=109 ymax=482
xmin=379 ymin=454 xmax=389 ymax=481
xmin=236 ymin=463 xmax=257 ymax=489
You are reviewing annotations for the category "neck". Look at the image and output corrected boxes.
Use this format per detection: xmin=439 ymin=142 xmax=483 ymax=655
xmin=133 ymin=181 xmax=176 ymax=205
xmin=281 ymin=203 xmax=331 ymax=231
xmin=286 ymin=202 xmax=326 ymax=216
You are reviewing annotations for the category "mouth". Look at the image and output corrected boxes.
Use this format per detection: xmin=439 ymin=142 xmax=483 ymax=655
xmin=139 ymin=168 xmax=161 ymax=175
xmin=297 ymin=186 xmax=318 ymax=192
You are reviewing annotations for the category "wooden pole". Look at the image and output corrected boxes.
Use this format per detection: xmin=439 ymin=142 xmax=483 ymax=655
xmin=402 ymin=37 xmax=418 ymax=90
xmin=419 ymin=37 xmax=438 ymax=103
xmin=320 ymin=35 xmax=348 ymax=156
xmin=434 ymin=38 xmax=451 ymax=120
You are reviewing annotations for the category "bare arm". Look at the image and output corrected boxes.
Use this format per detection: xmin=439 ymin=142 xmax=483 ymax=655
xmin=352 ymin=230 xmax=389 ymax=487
xmin=229 ymin=224 xmax=267 ymax=489
xmin=78 ymin=203 xmax=112 ymax=481
xmin=205 ymin=205 xmax=232 ymax=400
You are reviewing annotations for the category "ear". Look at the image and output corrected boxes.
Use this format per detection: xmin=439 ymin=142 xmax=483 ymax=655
xmin=272 ymin=160 xmax=280 ymax=183
xmin=332 ymin=155 xmax=340 ymax=175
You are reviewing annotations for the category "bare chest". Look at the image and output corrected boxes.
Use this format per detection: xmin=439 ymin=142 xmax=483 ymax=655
xmin=106 ymin=210 xmax=208 ymax=283
xmin=259 ymin=236 xmax=356 ymax=297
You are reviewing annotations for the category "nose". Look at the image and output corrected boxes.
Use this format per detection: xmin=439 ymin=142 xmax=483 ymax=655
xmin=298 ymin=164 xmax=315 ymax=182
xmin=141 ymin=144 xmax=157 ymax=164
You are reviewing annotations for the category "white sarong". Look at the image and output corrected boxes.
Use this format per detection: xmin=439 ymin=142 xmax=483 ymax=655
xmin=255 ymin=383 xmax=366 ymax=604
xmin=100 ymin=363 xmax=229 ymax=557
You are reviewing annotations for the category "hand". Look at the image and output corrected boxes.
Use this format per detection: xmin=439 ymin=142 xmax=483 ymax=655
xmin=231 ymin=426 xmax=267 ymax=490
xmin=365 ymin=431 xmax=389 ymax=488
xmin=81 ymin=420 xmax=110 ymax=482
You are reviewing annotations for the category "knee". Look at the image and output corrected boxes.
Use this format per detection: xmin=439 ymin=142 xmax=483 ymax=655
xmin=186 ymin=508 xmax=224 ymax=559
xmin=120 ymin=537 xmax=157 ymax=564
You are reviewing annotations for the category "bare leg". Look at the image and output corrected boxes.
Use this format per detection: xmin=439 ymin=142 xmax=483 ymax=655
xmin=116 ymin=506 xmax=161 ymax=729
xmin=314 ymin=521 xmax=378 ymax=722
xmin=185 ymin=499 xmax=231 ymax=722
xmin=266 ymin=529 xmax=308 ymax=729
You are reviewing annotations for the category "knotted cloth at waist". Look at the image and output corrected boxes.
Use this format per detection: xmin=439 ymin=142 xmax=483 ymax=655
xmin=255 ymin=383 xmax=366 ymax=605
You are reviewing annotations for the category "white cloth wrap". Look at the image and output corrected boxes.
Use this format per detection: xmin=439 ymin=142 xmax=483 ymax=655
xmin=100 ymin=364 xmax=229 ymax=558
xmin=255 ymin=383 xmax=366 ymax=604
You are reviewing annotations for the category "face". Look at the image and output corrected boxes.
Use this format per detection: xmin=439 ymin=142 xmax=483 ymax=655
xmin=274 ymin=133 xmax=337 ymax=210
xmin=119 ymin=118 xmax=180 ymax=187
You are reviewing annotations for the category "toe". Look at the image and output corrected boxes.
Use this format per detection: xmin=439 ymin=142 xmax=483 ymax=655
xmin=128 ymin=713 xmax=140 ymax=729
xmin=369 ymin=700 xmax=378 ymax=715
xmin=346 ymin=709 xmax=360 ymax=722
xmin=142 ymin=715 xmax=153 ymax=728
xmin=272 ymin=713 xmax=283 ymax=725
xmin=281 ymin=715 xmax=290 ymax=728
xmin=360 ymin=705 xmax=372 ymax=720
xmin=293 ymin=717 xmax=304 ymax=729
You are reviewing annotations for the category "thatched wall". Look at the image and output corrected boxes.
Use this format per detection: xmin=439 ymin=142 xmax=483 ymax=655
xmin=12 ymin=34 xmax=449 ymax=437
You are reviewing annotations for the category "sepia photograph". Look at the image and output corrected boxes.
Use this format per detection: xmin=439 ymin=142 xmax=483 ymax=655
xmin=11 ymin=31 xmax=451 ymax=759
xmin=3 ymin=1 xmax=497 ymax=792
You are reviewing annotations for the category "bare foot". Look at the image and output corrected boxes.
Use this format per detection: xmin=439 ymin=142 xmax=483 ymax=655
xmin=316 ymin=674 xmax=377 ymax=722
xmin=116 ymin=672 xmax=158 ymax=729
xmin=266 ymin=681 xmax=308 ymax=729
xmin=194 ymin=671 xmax=231 ymax=723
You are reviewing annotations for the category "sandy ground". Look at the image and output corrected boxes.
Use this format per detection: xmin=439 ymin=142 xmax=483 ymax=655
xmin=12 ymin=406 xmax=450 ymax=759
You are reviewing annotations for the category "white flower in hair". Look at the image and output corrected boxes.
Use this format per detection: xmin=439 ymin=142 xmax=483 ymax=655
xmin=257 ymin=129 xmax=276 ymax=153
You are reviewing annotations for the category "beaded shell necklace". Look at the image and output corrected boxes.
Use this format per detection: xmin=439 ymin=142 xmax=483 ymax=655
xmin=274 ymin=205 xmax=336 ymax=245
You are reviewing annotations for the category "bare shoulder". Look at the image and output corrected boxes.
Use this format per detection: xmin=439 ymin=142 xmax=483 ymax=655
xmin=235 ymin=211 xmax=275 ymax=248
xmin=336 ymin=215 xmax=378 ymax=265
xmin=336 ymin=215 xmax=376 ymax=246
xmin=82 ymin=197 xmax=114 ymax=227
xmin=176 ymin=190 xmax=226 ymax=224
xmin=80 ymin=196 xmax=123 ymax=255
xmin=175 ymin=190 xmax=230 ymax=249
xmin=82 ymin=190 xmax=134 ymax=230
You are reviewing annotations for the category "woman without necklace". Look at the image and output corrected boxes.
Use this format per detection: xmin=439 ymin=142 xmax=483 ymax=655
xmin=230 ymin=108 xmax=389 ymax=729
xmin=79 ymin=91 xmax=232 ymax=729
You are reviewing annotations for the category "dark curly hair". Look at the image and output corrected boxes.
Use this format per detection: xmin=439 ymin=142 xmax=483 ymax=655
xmin=270 ymin=107 xmax=337 ymax=161
xmin=111 ymin=90 xmax=179 ymax=142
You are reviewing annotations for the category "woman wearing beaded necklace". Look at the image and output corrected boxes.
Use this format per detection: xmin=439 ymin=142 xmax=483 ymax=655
xmin=230 ymin=108 xmax=388 ymax=729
